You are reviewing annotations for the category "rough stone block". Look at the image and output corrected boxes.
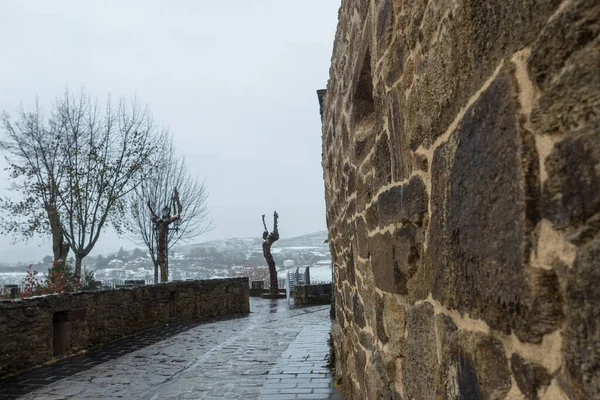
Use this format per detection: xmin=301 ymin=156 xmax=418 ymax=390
xmin=382 ymin=294 xmax=407 ymax=351
xmin=532 ymin=42 xmax=600 ymax=139
xmin=346 ymin=246 xmax=356 ymax=287
xmin=358 ymin=330 xmax=374 ymax=351
xmin=385 ymin=92 xmax=413 ymax=181
xmin=369 ymin=224 xmax=424 ymax=297
xmin=437 ymin=330 xmax=511 ymax=400
xmin=514 ymin=267 xmax=564 ymax=342
xmin=404 ymin=303 xmax=437 ymax=399
xmin=369 ymin=231 xmax=405 ymax=295
xmin=510 ymin=353 xmax=552 ymax=400
xmin=375 ymin=0 xmax=393 ymax=58
xmin=377 ymin=176 xmax=428 ymax=227
xmin=355 ymin=216 xmax=369 ymax=259
xmin=343 ymin=162 xmax=356 ymax=195
xmin=364 ymin=345 xmax=399 ymax=399
xmin=528 ymin=0 xmax=600 ymax=90
xmin=542 ymin=134 xmax=600 ymax=229
xmin=564 ymin=236 xmax=600 ymax=399
xmin=354 ymin=346 xmax=367 ymax=394
xmin=375 ymin=293 xmax=388 ymax=345
xmin=427 ymin=68 xmax=562 ymax=341
xmin=373 ymin=134 xmax=392 ymax=188
xmin=352 ymin=291 xmax=366 ymax=329
xmin=365 ymin=203 xmax=379 ymax=231
xmin=356 ymin=172 xmax=377 ymax=213
xmin=395 ymin=1 xmax=428 ymax=55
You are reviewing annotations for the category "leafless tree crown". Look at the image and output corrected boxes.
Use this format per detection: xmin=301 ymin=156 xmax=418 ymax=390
xmin=124 ymin=138 xmax=213 ymax=280
xmin=0 ymin=89 xmax=166 ymax=275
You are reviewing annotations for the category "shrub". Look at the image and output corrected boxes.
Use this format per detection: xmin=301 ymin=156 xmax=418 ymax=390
xmin=20 ymin=265 xmax=45 ymax=298
xmin=46 ymin=259 xmax=82 ymax=293
xmin=20 ymin=260 xmax=82 ymax=298
xmin=82 ymin=268 xmax=100 ymax=290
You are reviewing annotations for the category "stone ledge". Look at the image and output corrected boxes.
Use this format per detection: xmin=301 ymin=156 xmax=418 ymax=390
xmin=261 ymin=293 xmax=288 ymax=299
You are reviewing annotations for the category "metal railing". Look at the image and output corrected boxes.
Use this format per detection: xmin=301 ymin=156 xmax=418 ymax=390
xmin=287 ymin=267 xmax=311 ymax=297
xmin=0 ymin=284 xmax=26 ymax=297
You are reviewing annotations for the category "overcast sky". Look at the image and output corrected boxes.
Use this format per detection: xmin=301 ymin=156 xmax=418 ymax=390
xmin=0 ymin=1 xmax=340 ymax=262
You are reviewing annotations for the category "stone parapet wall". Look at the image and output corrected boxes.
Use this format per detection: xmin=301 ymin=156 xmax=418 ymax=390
xmin=321 ymin=0 xmax=599 ymax=399
xmin=294 ymin=284 xmax=333 ymax=306
xmin=0 ymin=278 xmax=249 ymax=377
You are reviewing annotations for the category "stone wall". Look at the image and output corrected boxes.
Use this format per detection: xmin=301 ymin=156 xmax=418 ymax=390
xmin=0 ymin=278 xmax=249 ymax=377
xmin=294 ymin=284 xmax=333 ymax=306
xmin=320 ymin=0 xmax=599 ymax=399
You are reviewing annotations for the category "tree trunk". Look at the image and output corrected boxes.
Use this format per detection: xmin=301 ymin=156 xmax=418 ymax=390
xmin=263 ymin=242 xmax=278 ymax=295
xmin=48 ymin=205 xmax=67 ymax=263
xmin=165 ymin=242 xmax=169 ymax=282
xmin=156 ymin=223 xmax=167 ymax=283
xmin=148 ymin=249 xmax=159 ymax=284
xmin=153 ymin=260 xmax=159 ymax=284
xmin=262 ymin=212 xmax=280 ymax=295
xmin=75 ymin=254 xmax=83 ymax=278
xmin=60 ymin=242 xmax=69 ymax=266
xmin=51 ymin=227 xmax=62 ymax=261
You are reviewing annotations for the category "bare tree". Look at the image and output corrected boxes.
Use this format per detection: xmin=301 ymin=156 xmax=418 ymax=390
xmin=56 ymin=92 xmax=165 ymax=276
xmin=125 ymin=139 xmax=213 ymax=282
xmin=0 ymin=101 xmax=70 ymax=263
xmin=0 ymin=89 xmax=165 ymax=276
xmin=262 ymin=211 xmax=280 ymax=295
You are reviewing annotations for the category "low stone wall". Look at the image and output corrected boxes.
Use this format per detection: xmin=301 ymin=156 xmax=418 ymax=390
xmin=0 ymin=278 xmax=249 ymax=377
xmin=294 ymin=284 xmax=333 ymax=306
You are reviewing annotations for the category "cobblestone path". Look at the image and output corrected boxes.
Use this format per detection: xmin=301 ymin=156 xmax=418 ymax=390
xmin=263 ymin=324 xmax=341 ymax=400
xmin=0 ymin=322 xmax=201 ymax=399
xmin=8 ymin=298 xmax=339 ymax=400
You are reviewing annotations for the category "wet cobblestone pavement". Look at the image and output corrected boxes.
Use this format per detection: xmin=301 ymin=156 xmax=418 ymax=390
xmin=2 ymin=298 xmax=340 ymax=400
xmin=262 ymin=325 xmax=341 ymax=400
xmin=0 ymin=322 xmax=201 ymax=399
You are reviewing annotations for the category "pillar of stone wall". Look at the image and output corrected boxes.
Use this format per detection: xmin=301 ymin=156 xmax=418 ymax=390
xmin=320 ymin=1 xmax=599 ymax=399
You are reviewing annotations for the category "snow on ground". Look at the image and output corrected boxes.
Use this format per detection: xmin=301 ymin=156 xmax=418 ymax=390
xmin=0 ymin=272 xmax=27 ymax=286
xmin=277 ymin=265 xmax=333 ymax=283
xmin=308 ymin=266 xmax=334 ymax=282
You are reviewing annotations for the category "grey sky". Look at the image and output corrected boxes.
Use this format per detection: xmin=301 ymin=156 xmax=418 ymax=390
xmin=0 ymin=0 xmax=340 ymax=262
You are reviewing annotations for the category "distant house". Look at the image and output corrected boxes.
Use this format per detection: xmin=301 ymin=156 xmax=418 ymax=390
xmin=108 ymin=259 xmax=124 ymax=267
